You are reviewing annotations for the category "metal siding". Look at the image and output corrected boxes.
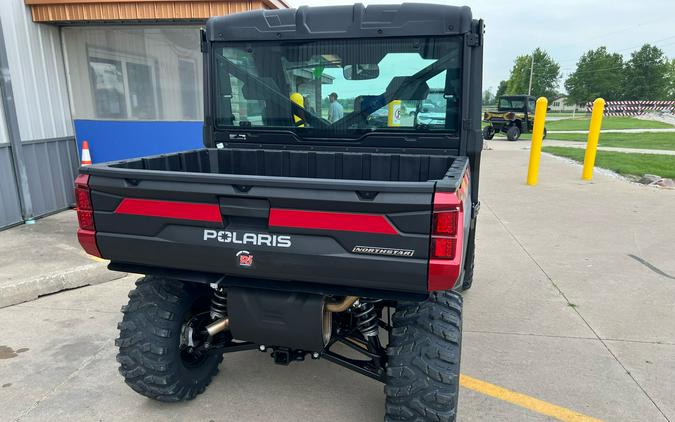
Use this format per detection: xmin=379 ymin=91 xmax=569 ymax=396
xmin=0 ymin=146 xmax=23 ymax=227
xmin=21 ymin=138 xmax=78 ymax=217
xmin=1 ymin=1 xmax=73 ymax=142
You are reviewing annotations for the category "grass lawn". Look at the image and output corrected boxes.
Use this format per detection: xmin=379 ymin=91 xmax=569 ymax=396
xmin=547 ymin=131 xmax=675 ymax=151
xmin=542 ymin=146 xmax=675 ymax=179
xmin=545 ymin=116 xmax=673 ymax=131
xmin=547 ymin=112 xmax=580 ymax=118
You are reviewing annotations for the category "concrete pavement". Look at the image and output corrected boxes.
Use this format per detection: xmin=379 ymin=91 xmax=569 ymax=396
xmin=0 ymin=210 xmax=126 ymax=308
xmin=1 ymin=141 xmax=674 ymax=421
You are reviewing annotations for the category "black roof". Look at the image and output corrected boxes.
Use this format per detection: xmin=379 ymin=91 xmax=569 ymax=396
xmin=205 ymin=3 xmax=474 ymax=42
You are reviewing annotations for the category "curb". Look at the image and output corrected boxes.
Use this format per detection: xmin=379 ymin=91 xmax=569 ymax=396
xmin=0 ymin=263 xmax=127 ymax=308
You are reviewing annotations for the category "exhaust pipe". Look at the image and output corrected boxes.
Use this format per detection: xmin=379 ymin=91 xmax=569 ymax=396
xmin=325 ymin=296 xmax=358 ymax=313
xmin=206 ymin=295 xmax=357 ymax=346
xmin=206 ymin=318 xmax=230 ymax=336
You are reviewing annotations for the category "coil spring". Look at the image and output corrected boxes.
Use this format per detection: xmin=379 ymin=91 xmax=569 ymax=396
xmin=353 ymin=299 xmax=381 ymax=337
xmin=210 ymin=288 xmax=228 ymax=320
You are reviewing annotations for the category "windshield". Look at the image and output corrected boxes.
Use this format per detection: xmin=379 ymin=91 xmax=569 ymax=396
xmin=498 ymin=97 xmax=526 ymax=111
xmin=213 ymin=37 xmax=462 ymax=138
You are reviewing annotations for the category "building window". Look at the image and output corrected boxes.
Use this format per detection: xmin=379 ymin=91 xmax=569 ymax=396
xmin=88 ymin=48 xmax=158 ymax=120
xmin=179 ymin=59 xmax=198 ymax=120
xmin=89 ymin=57 xmax=126 ymax=118
xmin=126 ymin=62 xmax=157 ymax=119
xmin=64 ymin=26 xmax=203 ymax=121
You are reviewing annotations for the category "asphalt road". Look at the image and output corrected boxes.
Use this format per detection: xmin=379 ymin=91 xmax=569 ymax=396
xmin=1 ymin=140 xmax=674 ymax=421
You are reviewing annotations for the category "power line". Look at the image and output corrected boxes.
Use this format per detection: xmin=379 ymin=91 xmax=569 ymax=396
xmin=612 ymin=35 xmax=675 ymax=53
xmin=585 ymin=18 xmax=670 ymax=42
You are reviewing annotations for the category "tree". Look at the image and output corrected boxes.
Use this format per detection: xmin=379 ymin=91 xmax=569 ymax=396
xmin=623 ymin=44 xmax=669 ymax=100
xmin=482 ymin=88 xmax=495 ymax=106
xmin=665 ymin=59 xmax=675 ymax=100
xmin=504 ymin=48 xmax=560 ymax=99
xmin=495 ymin=80 xmax=508 ymax=99
xmin=564 ymin=47 xmax=625 ymax=104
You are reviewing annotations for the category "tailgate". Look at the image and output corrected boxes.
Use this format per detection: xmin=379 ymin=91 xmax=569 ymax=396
xmin=87 ymin=173 xmax=435 ymax=294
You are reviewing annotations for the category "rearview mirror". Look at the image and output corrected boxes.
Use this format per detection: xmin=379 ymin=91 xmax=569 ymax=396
xmin=343 ymin=64 xmax=379 ymax=80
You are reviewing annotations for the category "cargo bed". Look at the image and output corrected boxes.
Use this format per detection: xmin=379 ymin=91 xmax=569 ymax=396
xmin=107 ymin=147 xmax=462 ymax=183
xmin=81 ymin=146 xmax=469 ymax=296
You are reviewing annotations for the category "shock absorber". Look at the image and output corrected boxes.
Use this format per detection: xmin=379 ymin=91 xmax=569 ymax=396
xmin=353 ymin=299 xmax=381 ymax=337
xmin=210 ymin=288 xmax=228 ymax=320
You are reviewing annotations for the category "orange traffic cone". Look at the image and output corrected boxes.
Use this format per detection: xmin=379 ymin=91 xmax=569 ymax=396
xmin=80 ymin=140 xmax=92 ymax=166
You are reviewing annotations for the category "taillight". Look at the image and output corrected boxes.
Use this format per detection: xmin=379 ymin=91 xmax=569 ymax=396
xmin=432 ymin=210 xmax=458 ymax=237
xmin=74 ymin=174 xmax=101 ymax=257
xmin=427 ymin=171 xmax=469 ymax=291
xmin=77 ymin=209 xmax=95 ymax=231
xmin=75 ymin=186 xmax=92 ymax=211
xmin=431 ymin=237 xmax=457 ymax=259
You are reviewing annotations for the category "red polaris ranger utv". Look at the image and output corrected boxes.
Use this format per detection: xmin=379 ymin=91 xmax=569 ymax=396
xmin=74 ymin=4 xmax=483 ymax=420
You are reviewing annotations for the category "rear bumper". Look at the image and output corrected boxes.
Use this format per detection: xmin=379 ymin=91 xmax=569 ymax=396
xmin=95 ymin=201 xmax=433 ymax=294
xmin=484 ymin=120 xmax=510 ymax=130
xmin=108 ymin=261 xmax=430 ymax=301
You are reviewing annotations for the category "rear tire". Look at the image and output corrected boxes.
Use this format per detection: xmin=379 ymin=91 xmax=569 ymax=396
xmin=116 ymin=276 xmax=223 ymax=402
xmin=543 ymin=127 xmax=547 ymax=139
xmin=482 ymin=125 xmax=495 ymax=140
xmin=506 ymin=125 xmax=521 ymax=141
xmin=385 ymin=291 xmax=463 ymax=422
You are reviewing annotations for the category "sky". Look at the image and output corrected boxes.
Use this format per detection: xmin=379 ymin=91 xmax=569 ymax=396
xmin=286 ymin=0 xmax=675 ymax=94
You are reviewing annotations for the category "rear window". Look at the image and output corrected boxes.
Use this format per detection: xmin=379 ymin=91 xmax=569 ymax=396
xmin=213 ymin=36 xmax=463 ymax=139
xmin=498 ymin=98 xmax=525 ymax=110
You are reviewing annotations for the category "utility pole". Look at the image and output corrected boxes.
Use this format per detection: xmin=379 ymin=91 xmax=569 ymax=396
xmin=527 ymin=52 xmax=535 ymax=96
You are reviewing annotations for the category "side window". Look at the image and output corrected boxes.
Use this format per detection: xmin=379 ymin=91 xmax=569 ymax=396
xmin=219 ymin=48 xmax=266 ymax=126
xmin=528 ymin=99 xmax=536 ymax=112
xmin=230 ymin=75 xmax=265 ymax=126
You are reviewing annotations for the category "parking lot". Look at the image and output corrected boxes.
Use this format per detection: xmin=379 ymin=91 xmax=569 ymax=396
xmin=1 ymin=140 xmax=674 ymax=421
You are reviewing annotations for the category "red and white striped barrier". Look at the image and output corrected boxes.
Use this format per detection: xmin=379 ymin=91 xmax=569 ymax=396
xmin=585 ymin=101 xmax=675 ymax=116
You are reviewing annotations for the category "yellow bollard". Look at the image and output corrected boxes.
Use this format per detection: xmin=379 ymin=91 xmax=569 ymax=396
xmin=526 ymin=97 xmax=548 ymax=186
xmin=290 ymin=92 xmax=304 ymax=127
xmin=582 ymin=98 xmax=605 ymax=180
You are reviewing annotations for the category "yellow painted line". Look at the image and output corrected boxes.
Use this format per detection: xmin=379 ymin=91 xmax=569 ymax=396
xmin=82 ymin=252 xmax=108 ymax=263
xmin=460 ymin=374 xmax=604 ymax=422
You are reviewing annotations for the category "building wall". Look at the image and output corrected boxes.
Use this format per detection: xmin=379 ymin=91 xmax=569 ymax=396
xmin=62 ymin=26 xmax=204 ymax=163
xmin=0 ymin=93 xmax=23 ymax=227
xmin=1 ymin=1 xmax=73 ymax=141
xmin=0 ymin=146 xmax=23 ymax=228
xmin=0 ymin=1 xmax=77 ymax=227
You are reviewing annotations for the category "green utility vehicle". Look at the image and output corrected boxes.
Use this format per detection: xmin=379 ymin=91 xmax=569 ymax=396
xmin=482 ymin=95 xmax=546 ymax=141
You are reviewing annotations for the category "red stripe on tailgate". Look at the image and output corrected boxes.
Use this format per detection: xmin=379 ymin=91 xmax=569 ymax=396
xmin=115 ymin=198 xmax=221 ymax=222
xmin=269 ymin=209 xmax=398 ymax=235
